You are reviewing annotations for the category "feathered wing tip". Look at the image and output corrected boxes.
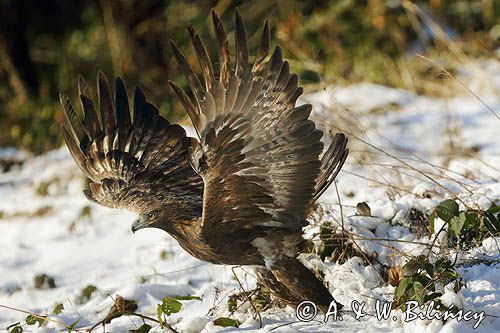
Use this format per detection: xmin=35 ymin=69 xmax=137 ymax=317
xmin=311 ymin=133 xmax=349 ymax=205
xmin=254 ymin=20 xmax=270 ymax=72
xmin=61 ymin=71 xmax=157 ymax=156
xmin=114 ymin=77 xmax=132 ymax=149
xmin=170 ymin=10 xmax=330 ymax=210
xmin=60 ymin=72 xmax=199 ymax=211
xmin=61 ymin=72 xmax=124 ymax=154
xmin=97 ymin=70 xmax=117 ymax=148
xmin=168 ymin=10 xmax=348 ymax=229
xmin=234 ymin=8 xmax=249 ymax=76
xmin=78 ymin=75 xmax=100 ymax=138
xmin=211 ymin=9 xmax=230 ymax=87
xmin=170 ymin=9 xmax=275 ymax=139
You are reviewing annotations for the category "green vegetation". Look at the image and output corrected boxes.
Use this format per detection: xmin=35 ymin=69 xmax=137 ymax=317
xmin=75 ymin=284 xmax=98 ymax=304
xmin=0 ymin=0 xmax=497 ymax=153
xmin=393 ymin=255 xmax=464 ymax=311
xmin=129 ymin=324 xmax=152 ymax=333
xmin=227 ymin=283 xmax=272 ymax=313
xmin=33 ymin=273 xmax=56 ymax=289
xmin=430 ymin=199 xmax=500 ymax=249
xmin=313 ymin=197 xmax=500 ymax=316
xmin=156 ymin=295 xmax=201 ymax=328
xmin=52 ymin=303 xmax=64 ymax=315
xmin=6 ymin=314 xmax=80 ymax=333
xmin=316 ymin=221 xmax=359 ymax=262
xmin=213 ymin=317 xmax=240 ymax=327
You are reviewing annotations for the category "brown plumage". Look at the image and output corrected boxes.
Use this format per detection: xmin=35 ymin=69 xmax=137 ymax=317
xmin=61 ymin=10 xmax=348 ymax=312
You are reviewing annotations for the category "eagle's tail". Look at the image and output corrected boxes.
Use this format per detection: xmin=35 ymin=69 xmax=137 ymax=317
xmin=257 ymin=257 xmax=342 ymax=313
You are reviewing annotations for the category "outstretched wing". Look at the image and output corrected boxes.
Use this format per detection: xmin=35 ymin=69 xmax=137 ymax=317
xmin=170 ymin=10 xmax=348 ymax=237
xmin=61 ymin=72 xmax=203 ymax=214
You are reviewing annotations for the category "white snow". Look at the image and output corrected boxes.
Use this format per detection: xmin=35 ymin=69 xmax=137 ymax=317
xmin=1 ymin=59 xmax=499 ymax=332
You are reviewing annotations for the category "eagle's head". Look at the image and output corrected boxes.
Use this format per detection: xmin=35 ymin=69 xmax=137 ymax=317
xmin=131 ymin=200 xmax=202 ymax=233
xmin=131 ymin=209 xmax=163 ymax=233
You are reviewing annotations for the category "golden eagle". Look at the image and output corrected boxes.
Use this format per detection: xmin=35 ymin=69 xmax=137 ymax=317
xmin=61 ymin=10 xmax=348 ymax=312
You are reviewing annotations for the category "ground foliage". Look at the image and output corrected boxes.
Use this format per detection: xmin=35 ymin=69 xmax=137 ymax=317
xmin=0 ymin=0 xmax=498 ymax=152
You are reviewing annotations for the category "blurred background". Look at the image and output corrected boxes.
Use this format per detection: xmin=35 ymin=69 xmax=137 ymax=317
xmin=0 ymin=0 xmax=498 ymax=153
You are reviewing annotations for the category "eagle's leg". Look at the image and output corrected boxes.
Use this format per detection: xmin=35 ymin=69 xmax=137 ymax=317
xmin=267 ymin=257 xmax=342 ymax=313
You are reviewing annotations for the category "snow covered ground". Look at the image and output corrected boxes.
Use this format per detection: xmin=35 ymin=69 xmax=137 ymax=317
xmin=1 ymin=60 xmax=499 ymax=332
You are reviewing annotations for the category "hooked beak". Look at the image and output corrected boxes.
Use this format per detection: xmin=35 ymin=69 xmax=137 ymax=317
xmin=131 ymin=216 xmax=152 ymax=233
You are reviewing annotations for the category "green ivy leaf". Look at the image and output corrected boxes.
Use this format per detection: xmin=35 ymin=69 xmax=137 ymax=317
xmin=463 ymin=211 xmax=479 ymax=231
xmin=160 ymin=297 xmax=182 ymax=315
xmin=395 ymin=276 xmax=412 ymax=299
xmin=213 ymin=317 xmax=240 ymax=327
xmin=412 ymin=281 xmax=426 ymax=304
xmin=25 ymin=315 xmax=36 ymax=325
xmin=487 ymin=205 xmax=500 ymax=215
xmin=52 ymin=303 xmax=64 ymax=315
xmin=449 ymin=212 xmax=466 ymax=238
xmin=25 ymin=314 xmax=45 ymax=326
xmin=129 ymin=324 xmax=152 ymax=333
xmin=403 ymin=255 xmax=426 ymax=276
xmin=33 ymin=273 xmax=56 ymax=289
xmin=435 ymin=199 xmax=459 ymax=222
xmin=7 ymin=322 xmax=23 ymax=333
xmin=413 ymin=275 xmax=432 ymax=289
xmin=77 ymin=285 xmax=98 ymax=303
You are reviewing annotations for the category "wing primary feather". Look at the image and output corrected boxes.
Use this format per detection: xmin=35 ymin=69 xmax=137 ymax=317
xmin=97 ymin=70 xmax=117 ymax=140
xmin=311 ymin=149 xmax=348 ymax=204
xmin=289 ymin=87 xmax=303 ymax=105
xmin=115 ymin=77 xmax=131 ymax=128
xmin=78 ymin=74 xmax=92 ymax=99
xmin=59 ymin=93 xmax=87 ymax=143
xmin=115 ymin=77 xmax=132 ymax=149
xmin=277 ymin=61 xmax=290 ymax=88
xmin=133 ymin=85 xmax=147 ymax=126
xmin=285 ymin=74 xmax=299 ymax=97
xmin=269 ymin=46 xmax=283 ymax=71
xmin=187 ymin=25 xmax=214 ymax=91
xmin=234 ymin=9 xmax=249 ymax=77
xmin=168 ymin=80 xmax=202 ymax=135
xmin=170 ymin=40 xmax=205 ymax=104
xmin=253 ymin=20 xmax=270 ymax=70
xmin=80 ymin=95 xmax=101 ymax=138
xmin=61 ymin=123 xmax=92 ymax=179
xmin=211 ymin=80 xmax=226 ymax=118
xmin=289 ymin=104 xmax=312 ymax=122
xmin=311 ymin=134 xmax=348 ymax=204
xmin=211 ymin=10 xmax=230 ymax=87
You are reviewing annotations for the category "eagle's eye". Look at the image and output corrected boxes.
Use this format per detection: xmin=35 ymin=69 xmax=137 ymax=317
xmin=146 ymin=212 xmax=155 ymax=219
